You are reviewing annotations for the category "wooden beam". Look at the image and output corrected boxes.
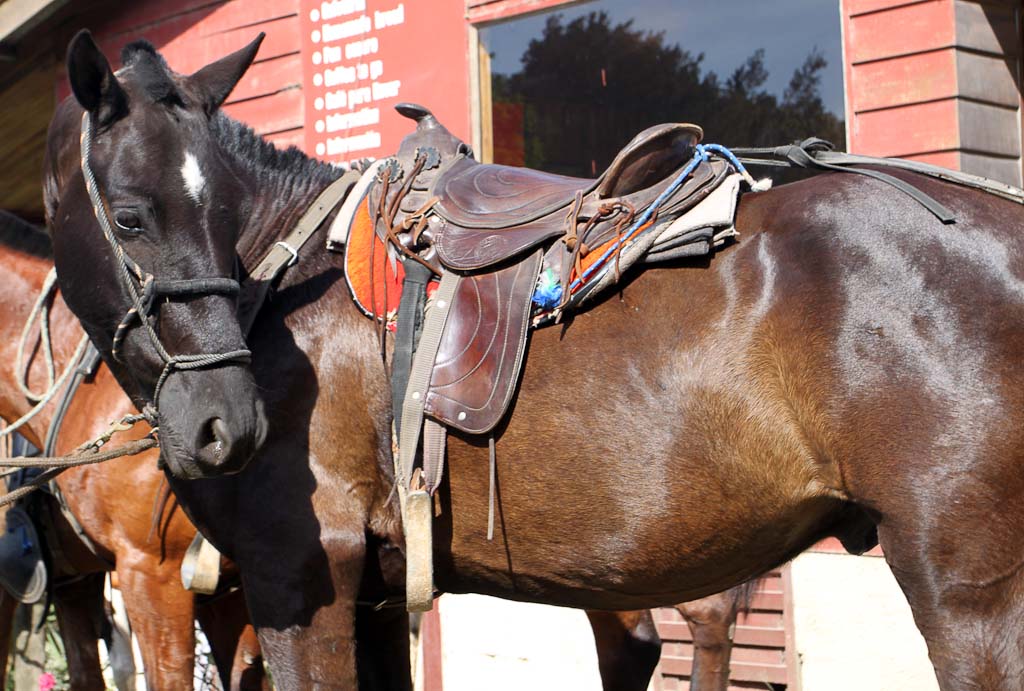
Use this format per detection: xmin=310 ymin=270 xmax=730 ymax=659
xmin=0 ymin=0 xmax=68 ymax=44
xmin=466 ymin=0 xmax=585 ymax=26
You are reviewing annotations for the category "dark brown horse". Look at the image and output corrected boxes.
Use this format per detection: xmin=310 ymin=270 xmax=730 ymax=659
xmin=0 ymin=216 xmax=265 ymax=689
xmin=48 ymin=33 xmax=1024 ymax=691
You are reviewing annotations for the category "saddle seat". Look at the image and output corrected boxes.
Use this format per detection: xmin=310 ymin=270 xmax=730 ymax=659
xmin=380 ymin=104 xmax=705 ymax=271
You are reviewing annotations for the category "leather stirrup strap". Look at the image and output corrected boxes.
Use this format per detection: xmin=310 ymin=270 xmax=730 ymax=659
xmin=395 ymin=270 xmax=460 ymax=613
xmin=397 ymin=270 xmax=461 ymax=490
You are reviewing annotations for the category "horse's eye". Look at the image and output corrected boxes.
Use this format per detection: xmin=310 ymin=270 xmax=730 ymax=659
xmin=113 ymin=210 xmax=143 ymax=234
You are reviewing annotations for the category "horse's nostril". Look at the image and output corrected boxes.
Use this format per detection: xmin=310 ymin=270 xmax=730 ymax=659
xmin=203 ymin=417 xmax=231 ymax=461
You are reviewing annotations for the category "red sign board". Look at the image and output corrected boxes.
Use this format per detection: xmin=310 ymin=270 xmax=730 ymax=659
xmin=301 ymin=0 xmax=471 ymax=164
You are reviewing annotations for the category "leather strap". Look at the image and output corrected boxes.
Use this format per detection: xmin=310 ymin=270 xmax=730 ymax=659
xmin=397 ymin=270 xmax=461 ymax=490
xmin=40 ymin=342 xmax=109 ymax=566
xmin=239 ymin=169 xmax=362 ymax=332
xmin=731 ymin=139 xmax=956 ymax=223
xmin=43 ymin=342 xmax=102 ymax=457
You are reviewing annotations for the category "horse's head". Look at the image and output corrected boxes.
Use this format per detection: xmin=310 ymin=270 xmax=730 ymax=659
xmin=46 ymin=31 xmax=268 ymax=479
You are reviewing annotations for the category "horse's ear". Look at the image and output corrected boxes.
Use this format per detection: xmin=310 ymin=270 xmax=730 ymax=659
xmin=189 ymin=33 xmax=264 ymax=115
xmin=66 ymin=30 xmax=128 ymax=128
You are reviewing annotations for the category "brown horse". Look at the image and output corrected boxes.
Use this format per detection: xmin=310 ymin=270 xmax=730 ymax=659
xmin=48 ymin=33 xmax=1024 ymax=691
xmin=0 ymin=214 xmax=265 ymax=689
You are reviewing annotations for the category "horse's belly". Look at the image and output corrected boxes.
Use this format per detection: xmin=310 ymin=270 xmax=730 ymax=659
xmin=434 ymin=395 xmax=839 ymax=609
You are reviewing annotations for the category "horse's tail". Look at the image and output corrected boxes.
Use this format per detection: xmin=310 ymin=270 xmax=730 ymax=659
xmin=733 ymin=575 xmax=766 ymax=615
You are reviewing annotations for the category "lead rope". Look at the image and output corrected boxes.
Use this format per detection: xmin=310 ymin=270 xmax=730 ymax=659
xmin=0 ymin=423 xmax=156 ymax=508
xmin=14 ymin=268 xmax=60 ymax=403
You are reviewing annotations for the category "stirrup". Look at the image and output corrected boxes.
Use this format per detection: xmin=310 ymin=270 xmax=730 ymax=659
xmin=181 ymin=533 xmax=221 ymax=594
xmin=403 ymin=482 xmax=434 ymax=612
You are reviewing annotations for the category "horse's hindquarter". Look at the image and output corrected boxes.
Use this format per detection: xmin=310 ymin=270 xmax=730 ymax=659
xmin=434 ymin=172 xmax=1024 ymax=609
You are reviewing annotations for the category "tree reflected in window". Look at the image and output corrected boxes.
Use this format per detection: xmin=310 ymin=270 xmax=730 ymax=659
xmin=489 ymin=11 xmax=844 ymax=178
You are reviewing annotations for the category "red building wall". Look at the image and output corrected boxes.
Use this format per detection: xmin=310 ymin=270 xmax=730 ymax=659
xmin=842 ymin=0 xmax=1022 ymax=184
xmin=58 ymin=0 xmax=472 ymax=163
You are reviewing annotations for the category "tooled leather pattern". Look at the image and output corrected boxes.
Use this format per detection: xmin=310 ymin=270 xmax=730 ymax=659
xmin=423 ymin=250 xmax=543 ymax=434
xmin=433 ymin=160 xmax=720 ymax=272
xmin=435 ymin=158 xmax=596 ymax=227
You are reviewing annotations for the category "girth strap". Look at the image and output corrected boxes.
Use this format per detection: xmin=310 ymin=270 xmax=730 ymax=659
xmin=391 ymin=260 xmax=434 ymax=439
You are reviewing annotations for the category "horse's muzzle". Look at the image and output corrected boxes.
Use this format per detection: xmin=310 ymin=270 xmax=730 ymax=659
xmin=155 ymin=366 xmax=268 ymax=479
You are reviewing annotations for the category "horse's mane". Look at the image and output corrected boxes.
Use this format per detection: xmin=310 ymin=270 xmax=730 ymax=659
xmin=0 ymin=209 xmax=51 ymax=258
xmin=211 ymin=113 xmax=342 ymax=194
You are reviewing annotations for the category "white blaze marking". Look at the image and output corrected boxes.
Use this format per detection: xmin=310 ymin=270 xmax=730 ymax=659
xmin=181 ymin=152 xmax=206 ymax=204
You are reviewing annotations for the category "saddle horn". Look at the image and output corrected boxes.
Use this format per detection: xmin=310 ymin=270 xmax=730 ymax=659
xmin=393 ymin=103 xmax=470 ymax=160
xmin=396 ymin=102 xmax=438 ymax=130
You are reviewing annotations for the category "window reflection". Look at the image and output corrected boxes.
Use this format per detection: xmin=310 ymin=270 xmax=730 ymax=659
xmin=481 ymin=1 xmax=844 ymax=177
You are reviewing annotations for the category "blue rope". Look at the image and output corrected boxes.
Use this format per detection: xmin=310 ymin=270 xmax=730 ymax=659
xmin=532 ymin=142 xmax=749 ymax=308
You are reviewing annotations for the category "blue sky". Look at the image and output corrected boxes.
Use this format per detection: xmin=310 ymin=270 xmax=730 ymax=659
xmin=481 ymin=0 xmax=845 ymax=116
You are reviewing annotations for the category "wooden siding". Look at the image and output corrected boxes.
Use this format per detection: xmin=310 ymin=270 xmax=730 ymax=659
xmin=652 ymin=571 xmax=790 ymax=691
xmin=53 ymin=0 xmax=304 ymax=141
xmin=842 ymin=0 xmax=1023 ymax=185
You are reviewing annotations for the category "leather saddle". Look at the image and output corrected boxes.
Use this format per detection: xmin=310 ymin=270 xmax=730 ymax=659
xmin=368 ymin=103 xmax=727 ymax=439
xmin=357 ymin=103 xmax=733 ymax=611
xmin=373 ymin=103 xmax=710 ymax=271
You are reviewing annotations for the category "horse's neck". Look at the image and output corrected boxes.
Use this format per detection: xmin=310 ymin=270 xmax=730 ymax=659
xmin=234 ymin=162 xmax=343 ymax=271
xmin=0 ymin=249 xmax=81 ymax=443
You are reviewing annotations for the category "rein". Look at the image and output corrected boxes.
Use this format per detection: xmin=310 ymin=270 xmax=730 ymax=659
xmin=79 ymin=113 xmax=251 ymax=424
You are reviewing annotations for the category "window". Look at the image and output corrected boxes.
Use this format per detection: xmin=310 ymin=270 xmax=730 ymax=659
xmin=477 ymin=0 xmax=844 ymax=176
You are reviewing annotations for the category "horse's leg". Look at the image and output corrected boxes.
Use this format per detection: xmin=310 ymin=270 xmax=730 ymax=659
xmin=877 ymin=513 xmax=1024 ymax=690
xmin=677 ymin=588 xmax=747 ymax=691
xmin=586 ymin=610 xmax=662 ymax=691
xmin=243 ymin=531 xmax=366 ymax=690
xmin=0 ymin=591 xmax=18 ymax=687
xmin=116 ymin=558 xmax=196 ymax=688
xmin=355 ymin=605 xmax=412 ymax=691
xmin=52 ymin=573 xmax=107 ymax=691
xmin=196 ymin=588 xmax=268 ymax=690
